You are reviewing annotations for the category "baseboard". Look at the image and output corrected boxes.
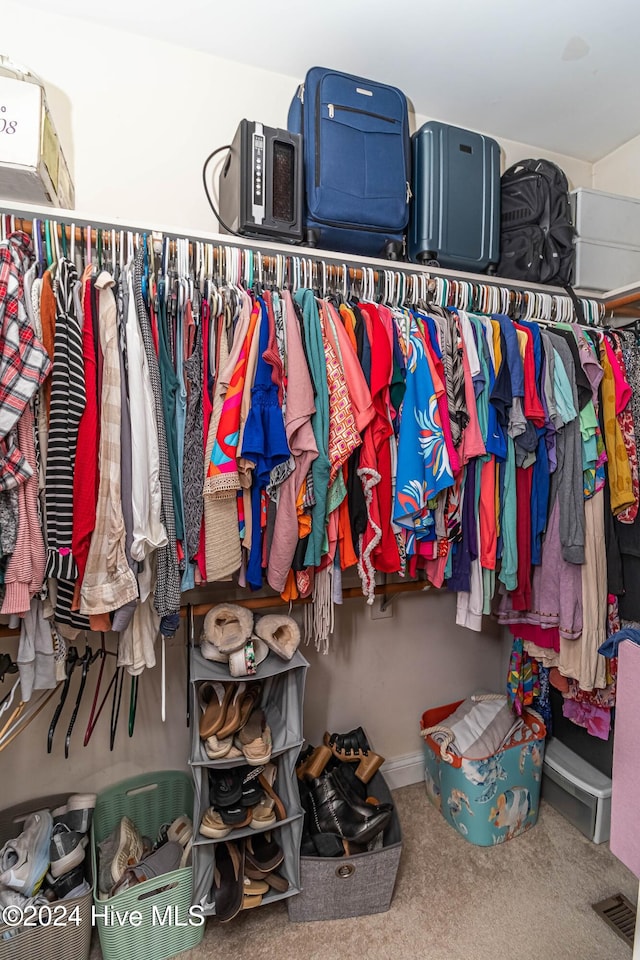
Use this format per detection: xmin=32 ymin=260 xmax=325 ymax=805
xmin=382 ymin=750 xmax=424 ymax=790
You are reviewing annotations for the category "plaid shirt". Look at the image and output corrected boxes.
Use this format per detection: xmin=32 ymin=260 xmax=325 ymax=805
xmin=0 ymin=234 xmax=51 ymax=490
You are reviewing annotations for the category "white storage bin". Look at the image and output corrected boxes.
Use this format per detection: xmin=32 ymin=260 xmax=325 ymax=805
xmin=571 ymin=188 xmax=640 ymax=247
xmin=542 ymin=737 xmax=612 ymax=844
xmin=574 ymin=237 xmax=640 ymax=294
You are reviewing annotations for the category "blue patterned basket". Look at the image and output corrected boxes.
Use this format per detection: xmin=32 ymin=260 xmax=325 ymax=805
xmin=421 ymin=700 xmax=546 ymax=846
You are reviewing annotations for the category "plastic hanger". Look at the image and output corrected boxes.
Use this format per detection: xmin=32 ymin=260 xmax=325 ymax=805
xmin=109 ymin=665 xmax=125 ymax=751
xmin=0 ymin=678 xmax=20 ymax=718
xmin=47 ymin=646 xmax=79 ymax=753
xmin=128 ymin=675 xmax=138 ymax=737
xmin=64 ymin=644 xmax=98 ymax=758
xmin=83 ymin=635 xmax=111 ymax=746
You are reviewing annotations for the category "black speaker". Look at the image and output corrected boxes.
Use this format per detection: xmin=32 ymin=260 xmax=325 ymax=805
xmin=218 ymin=120 xmax=303 ymax=243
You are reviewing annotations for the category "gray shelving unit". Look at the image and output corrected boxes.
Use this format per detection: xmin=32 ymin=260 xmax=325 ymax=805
xmin=189 ymin=647 xmax=308 ymax=917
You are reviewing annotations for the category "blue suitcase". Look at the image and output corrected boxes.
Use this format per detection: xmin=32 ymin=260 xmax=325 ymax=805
xmin=409 ymin=120 xmax=501 ymax=271
xmin=287 ymin=67 xmax=411 ymax=259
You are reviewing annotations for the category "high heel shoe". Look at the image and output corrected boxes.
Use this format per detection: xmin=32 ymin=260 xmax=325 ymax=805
xmin=296 ymin=744 xmax=332 ymax=781
xmin=323 ymin=728 xmax=384 ymax=784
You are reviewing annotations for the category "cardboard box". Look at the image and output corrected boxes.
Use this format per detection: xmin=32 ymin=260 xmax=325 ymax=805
xmin=0 ymin=69 xmax=74 ymax=208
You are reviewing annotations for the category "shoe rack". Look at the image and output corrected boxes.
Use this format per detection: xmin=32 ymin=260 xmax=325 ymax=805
xmin=189 ymin=646 xmax=309 ymax=916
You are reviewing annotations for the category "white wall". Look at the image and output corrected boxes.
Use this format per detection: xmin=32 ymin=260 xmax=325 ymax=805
xmin=1 ymin=0 xmax=592 ymax=235
xmin=0 ymin=1 xmax=578 ymax=804
xmin=592 ymin=132 xmax=640 ymax=199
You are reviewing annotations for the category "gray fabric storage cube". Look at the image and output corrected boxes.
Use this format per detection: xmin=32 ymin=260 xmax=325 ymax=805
xmin=287 ymin=771 xmax=402 ymax=922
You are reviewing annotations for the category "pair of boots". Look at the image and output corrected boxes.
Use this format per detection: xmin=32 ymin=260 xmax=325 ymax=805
xmin=298 ymin=755 xmax=393 ymax=853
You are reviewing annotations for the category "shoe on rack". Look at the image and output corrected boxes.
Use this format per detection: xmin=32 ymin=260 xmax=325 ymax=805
xmin=242 ymin=893 xmax=263 ymax=910
xmin=201 ymin=604 xmax=254 ymax=655
xmin=203 ymin=732 xmax=233 ymax=760
xmin=200 ymin=805 xmax=252 ymax=840
xmin=97 ymin=816 xmax=144 ymax=897
xmin=211 ymin=841 xmax=245 ymax=923
xmin=52 ymin=794 xmax=97 ymax=835
xmin=217 ymin=682 xmax=262 ymax=741
xmin=198 ymin=681 xmax=234 ymax=740
xmin=307 ymin=769 xmax=393 ymax=847
xmin=49 ymin=823 xmax=89 ymax=878
xmin=245 ymin=864 xmax=289 ymax=892
xmin=0 ymin=809 xmax=52 ymax=896
xmin=208 ymin=768 xmax=244 ymax=809
xmin=235 ymin=708 xmax=272 ymax=765
xmin=251 ymin=764 xmax=286 ymax=829
xmin=239 ymin=765 xmax=265 ymax=808
xmin=245 ymin=833 xmax=284 ymax=875
xmin=254 ymin=614 xmax=301 ymax=661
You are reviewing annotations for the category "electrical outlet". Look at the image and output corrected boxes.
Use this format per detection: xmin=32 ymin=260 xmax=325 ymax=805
xmin=369 ymin=597 xmax=393 ymax=620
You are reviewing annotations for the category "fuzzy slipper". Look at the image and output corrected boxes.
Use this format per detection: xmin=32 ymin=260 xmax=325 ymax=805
xmin=201 ymin=604 xmax=254 ymax=655
xmin=254 ymin=615 xmax=300 ymax=661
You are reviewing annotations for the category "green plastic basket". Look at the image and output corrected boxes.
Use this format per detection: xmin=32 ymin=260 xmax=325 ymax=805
xmin=91 ymin=771 xmax=204 ymax=960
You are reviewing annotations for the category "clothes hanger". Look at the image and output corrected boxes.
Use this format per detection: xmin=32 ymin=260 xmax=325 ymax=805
xmin=47 ymin=645 xmax=79 ymax=753
xmin=0 ymin=678 xmax=20 ymax=718
xmin=83 ymin=634 xmax=113 ymax=746
xmin=128 ymin=674 xmax=139 ymax=738
xmin=0 ymin=686 xmax=59 ymax=753
xmin=109 ymin=665 xmax=125 ymax=751
xmin=64 ymin=644 xmax=99 ymax=758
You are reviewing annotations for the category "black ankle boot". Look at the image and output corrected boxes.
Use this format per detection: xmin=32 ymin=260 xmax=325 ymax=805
xmin=307 ymin=769 xmax=393 ymax=846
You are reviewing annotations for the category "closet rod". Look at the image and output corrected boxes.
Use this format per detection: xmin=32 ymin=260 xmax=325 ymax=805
xmin=0 ymin=581 xmax=430 ymax=641
xmin=0 ymin=200 xmax=601 ymax=302
xmin=179 ymin=580 xmax=431 ymax=618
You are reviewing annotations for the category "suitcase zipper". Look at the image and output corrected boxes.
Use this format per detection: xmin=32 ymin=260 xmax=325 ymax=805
xmin=327 ymin=103 xmax=399 ymax=123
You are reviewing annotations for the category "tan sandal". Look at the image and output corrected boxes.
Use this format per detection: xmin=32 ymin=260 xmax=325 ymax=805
xmin=198 ymin=681 xmax=234 ymax=740
xmin=251 ymin=764 xmax=286 ymax=829
xmin=236 ymin=708 xmax=272 ymax=765
xmin=216 ymin=683 xmax=248 ymax=740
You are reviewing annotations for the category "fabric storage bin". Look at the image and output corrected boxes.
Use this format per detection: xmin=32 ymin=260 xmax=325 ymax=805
xmin=90 ymin=771 xmax=204 ymax=960
xmin=0 ymin=793 xmax=92 ymax=960
xmin=421 ymin=701 xmax=546 ymax=846
xmin=287 ymin=770 xmax=402 ymax=922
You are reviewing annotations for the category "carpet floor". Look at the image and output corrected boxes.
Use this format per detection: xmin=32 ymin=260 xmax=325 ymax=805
xmin=91 ymin=783 xmax=638 ymax=960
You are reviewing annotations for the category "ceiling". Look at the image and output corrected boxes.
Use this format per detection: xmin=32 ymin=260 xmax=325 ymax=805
xmin=19 ymin=0 xmax=640 ymax=162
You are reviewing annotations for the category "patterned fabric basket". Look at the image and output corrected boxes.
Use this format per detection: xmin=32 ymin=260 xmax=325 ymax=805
xmin=421 ymin=699 xmax=547 ymax=846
